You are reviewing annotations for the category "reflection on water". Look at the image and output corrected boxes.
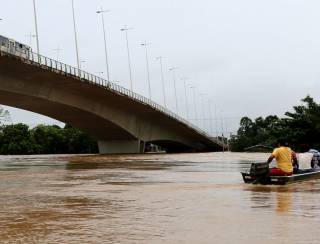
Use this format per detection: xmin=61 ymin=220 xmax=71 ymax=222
xmin=0 ymin=152 xmax=319 ymax=244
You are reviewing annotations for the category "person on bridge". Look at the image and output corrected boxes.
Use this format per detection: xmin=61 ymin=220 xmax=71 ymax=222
xmin=267 ymin=139 xmax=298 ymax=176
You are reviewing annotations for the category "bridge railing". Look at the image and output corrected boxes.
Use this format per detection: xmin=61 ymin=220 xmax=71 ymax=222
xmin=0 ymin=48 xmax=225 ymax=148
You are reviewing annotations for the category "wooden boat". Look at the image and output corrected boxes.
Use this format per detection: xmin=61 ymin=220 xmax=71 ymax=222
xmin=241 ymin=162 xmax=320 ymax=185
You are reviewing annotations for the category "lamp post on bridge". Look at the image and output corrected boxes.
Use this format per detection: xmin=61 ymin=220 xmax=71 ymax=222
xmin=96 ymin=7 xmax=111 ymax=82
xmin=181 ymin=77 xmax=190 ymax=120
xmin=156 ymin=56 xmax=167 ymax=108
xmin=53 ymin=46 xmax=63 ymax=62
xmin=220 ymin=110 xmax=225 ymax=150
xmin=190 ymin=86 xmax=198 ymax=126
xmin=121 ymin=26 xmax=134 ymax=92
xmin=71 ymin=0 xmax=80 ymax=70
xmin=208 ymin=100 xmax=215 ymax=136
xmin=141 ymin=41 xmax=152 ymax=100
xmin=79 ymin=60 xmax=86 ymax=70
xmin=200 ymin=93 xmax=207 ymax=132
xmin=25 ymin=33 xmax=36 ymax=47
xmin=169 ymin=67 xmax=179 ymax=114
xmin=32 ymin=0 xmax=40 ymax=59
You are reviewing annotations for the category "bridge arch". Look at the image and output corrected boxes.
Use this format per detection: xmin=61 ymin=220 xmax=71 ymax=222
xmin=0 ymin=50 xmax=224 ymax=154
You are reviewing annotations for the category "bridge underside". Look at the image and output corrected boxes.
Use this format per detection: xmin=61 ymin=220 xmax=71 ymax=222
xmin=0 ymin=52 xmax=224 ymax=154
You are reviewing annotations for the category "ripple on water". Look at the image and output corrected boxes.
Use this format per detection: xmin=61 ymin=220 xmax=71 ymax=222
xmin=0 ymin=152 xmax=319 ymax=244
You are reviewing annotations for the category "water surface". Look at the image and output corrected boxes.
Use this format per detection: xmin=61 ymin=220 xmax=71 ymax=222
xmin=0 ymin=152 xmax=319 ymax=244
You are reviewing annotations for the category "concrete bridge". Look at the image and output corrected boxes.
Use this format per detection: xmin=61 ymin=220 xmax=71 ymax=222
xmin=0 ymin=49 xmax=225 ymax=154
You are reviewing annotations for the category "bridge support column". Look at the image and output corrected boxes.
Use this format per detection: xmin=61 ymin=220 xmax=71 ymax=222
xmin=98 ymin=140 xmax=145 ymax=154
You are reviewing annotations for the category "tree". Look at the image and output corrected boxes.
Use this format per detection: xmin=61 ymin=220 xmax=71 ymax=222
xmin=230 ymin=96 xmax=320 ymax=151
xmin=0 ymin=124 xmax=35 ymax=155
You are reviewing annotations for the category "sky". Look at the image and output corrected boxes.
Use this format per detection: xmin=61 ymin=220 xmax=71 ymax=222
xmin=1 ymin=0 xmax=320 ymax=136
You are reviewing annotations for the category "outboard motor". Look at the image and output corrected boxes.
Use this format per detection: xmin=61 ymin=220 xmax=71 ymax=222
xmin=249 ymin=162 xmax=270 ymax=183
xmin=250 ymin=162 xmax=270 ymax=176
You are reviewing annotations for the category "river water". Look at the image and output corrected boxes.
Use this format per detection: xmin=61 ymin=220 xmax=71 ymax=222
xmin=0 ymin=152 xmax=319 ymax=244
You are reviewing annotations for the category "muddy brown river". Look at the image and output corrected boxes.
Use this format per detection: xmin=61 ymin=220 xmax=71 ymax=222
xmin=0 ymin=152 xmax=319 ymax=244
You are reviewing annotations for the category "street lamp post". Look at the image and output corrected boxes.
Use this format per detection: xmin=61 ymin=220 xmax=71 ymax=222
xmin=169 ymin=67 xmax=179 ymax=114
xmin=25 ymin=33 xmax=36 ymax=47
xmin=220 ymin=111 xmax=225 ymax=150
xmin=214 ymin=104 xmax=219 ymax=139
xmin=181 ymin=77 xmax=190 ymax=120
xmin=190 ymin=86 xmax=198 ymax=125
xmin=200 ymin=94 xmax=207 ymax=131
xmin=141 ymin=41 xmax=152 ymax=100
xmin=53 ymin=46 xmax=63 ymax=62
xmin=80 ymin=60 xmax=85 ymax=70
xmin=32 ymin=0 xmax=40 ymax=58
xmin=208 ymin=100 xmax=214 ymax=136
xmin=71 ymin=0 xmax=80 ymax=69
xmin=96 ymin=7 xmax=111 ymax=81
xmin=121 ymin=26 xmax=134 ymax=91
xmin=156 ymin=56 xmax=167 ymax=108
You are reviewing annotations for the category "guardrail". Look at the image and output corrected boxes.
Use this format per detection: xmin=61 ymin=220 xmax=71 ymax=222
xmin=0 ymin=48 xmax=225 ymax=148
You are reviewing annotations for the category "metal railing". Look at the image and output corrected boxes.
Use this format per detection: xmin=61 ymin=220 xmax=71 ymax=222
xmin=0 ymin=48 xmax=224 ymax=147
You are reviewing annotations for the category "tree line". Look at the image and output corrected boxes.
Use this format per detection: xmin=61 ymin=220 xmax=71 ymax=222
xmin=230 ymin=96 xmax=320 ymax=152
xmin=0 ymin=123 xmax=98 ymax=155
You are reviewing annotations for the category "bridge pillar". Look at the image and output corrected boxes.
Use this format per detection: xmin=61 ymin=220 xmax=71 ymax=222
xmin=98 ymin=140 xmax=145 ymax=154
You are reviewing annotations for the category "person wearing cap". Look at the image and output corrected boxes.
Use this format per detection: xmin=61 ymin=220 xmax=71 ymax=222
xmin=267 ymin=139 xmax=298 ymax=176
xmin=309 ymin=149 xmax=320 ymax=169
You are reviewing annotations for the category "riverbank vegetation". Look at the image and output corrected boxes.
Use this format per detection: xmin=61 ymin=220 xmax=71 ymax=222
xmin=0 ymin=123 xmax=98 ymax=155
xmin=230 ymin=96 xmax=320 ymax=152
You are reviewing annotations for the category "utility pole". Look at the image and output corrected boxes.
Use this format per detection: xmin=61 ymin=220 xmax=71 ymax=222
xmin=141 ymin=41 xmax=152 ymax=100
xmin=156 ymin=56 xmax=167 ymax=108
xmin=121 ymin=26 xmax=134 ymax=91
xmin=71 ymin=0 xmax=80 ymax=69
xmin=96 ymin=7 xmax=111 ymax=81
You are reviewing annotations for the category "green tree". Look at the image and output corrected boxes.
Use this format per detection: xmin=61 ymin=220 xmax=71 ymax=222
xmin=32 ymin=125 xmax=66 ymax=154
xmin=0 ymin=124 xmax=35 ymax=155
xmin=230 ymin=96 xmax=320 ymax=152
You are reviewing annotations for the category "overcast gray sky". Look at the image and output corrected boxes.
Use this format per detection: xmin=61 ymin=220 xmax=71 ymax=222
xmin=1 ymin=0 xmax=320 ymax=135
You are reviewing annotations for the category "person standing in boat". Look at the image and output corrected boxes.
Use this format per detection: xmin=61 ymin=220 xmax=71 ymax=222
xmin=267 ymin=139 xmax=298 ymax=176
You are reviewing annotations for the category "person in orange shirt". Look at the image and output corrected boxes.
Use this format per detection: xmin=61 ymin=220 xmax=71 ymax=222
xmin=267 ymin=139 xmax=298 ymax=176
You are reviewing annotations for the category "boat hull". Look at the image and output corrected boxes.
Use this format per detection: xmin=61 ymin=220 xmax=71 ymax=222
xmin=241 ymin=169 xmax=320 ymax=185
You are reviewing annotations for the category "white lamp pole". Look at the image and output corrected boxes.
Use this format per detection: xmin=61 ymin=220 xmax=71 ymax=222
xmin=80 ymin=60 xmax=85 ymax=70
xmin=200 ymin=94 xmax=207 ymax=131
xmin=71 ymin=0 xmax=80 ymax=69
xmin=121 ymin=26 xmax=134 ymax=91
xmin=96 ymin=7 xmax=111 ymax=81
xmin=53 ymin=46 xmax=63 ymax=61
xmin=190 ymin=86 xmax=198 ymax=125
xmin=156 ymin=56 xmax=167 ymax=108
xmin=32 ymin=0 xmax=40 ymax=58
xmin=141 ymin=41 xmax=152 ymax=100
xmin=169 ymin=67 xmax=179 ymax=113
xmin=25 ymin=33 xmax=36 ymax=47
xmin=181 ymin=77 xmax=190 ymax=120
xmin=208 ymin=100 xmax=214 ymax=136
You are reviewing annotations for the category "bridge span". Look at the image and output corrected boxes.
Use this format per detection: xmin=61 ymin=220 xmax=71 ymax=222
xmin=0 ymin=49 xmax=225 ymax=154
